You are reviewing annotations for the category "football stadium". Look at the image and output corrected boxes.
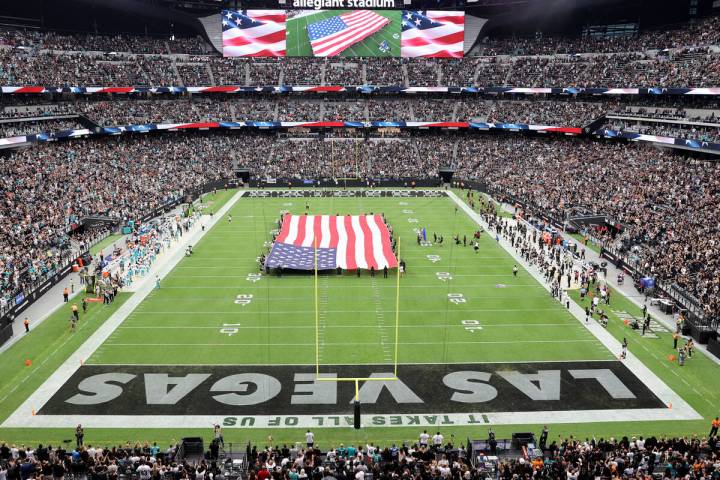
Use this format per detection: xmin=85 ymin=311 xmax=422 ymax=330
xmin=0 ymin=0 xmax=720 ymax=477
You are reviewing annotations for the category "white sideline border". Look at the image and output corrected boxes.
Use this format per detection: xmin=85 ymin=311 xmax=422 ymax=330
xmin=2 ymin=190 xmax=701 ymax=428
xmin=2 ymin=191 xmax=244 ymax=429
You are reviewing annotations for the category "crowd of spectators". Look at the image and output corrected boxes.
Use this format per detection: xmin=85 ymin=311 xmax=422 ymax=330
xmin=0 ymin=131 xmax=245 ymax=309
xmin=1 ymin=95 xmax=718 ymax=132
xmin=367 ymin=99 xmax=411 ymax=122
xmin=2 ymin=125 xmax=716 ymax=314
xmin=485 ymin=99 xmax=608 ymax=126
xmin=276 ymin=99 xmax=322 ymax=122
xmin=472 ymin=15 xmax=720 ymax=56
xmin=0 ymin=28 xmax=208 ymax=54
xmin=0 ymin=102 xmax=76 ymax=119
xmin=364 ymin=58 xmax=405 ymax=86
xmin=254 ymin=136 xmax=430 ymax=179
xmin=412 ymin=99 xmax=456 ymax=121
xmin=2 ymin=431 xmax=718 ymax=480
xmin=1 ymin=45 xmax=719 ymax=88
xmin=324 ymin=62 xmax=363 ymax=86
xmin=323 ymin=101 xmax=366 ymax=122
xmin=405 ymin=59 xmax=439 ymax=87
xmin=604 ymin=119 xmax=720 ymax=143
xmin=0 ymin=15 xmax=718 ymax=88
xmin=0 ymin=117 xmax=84 ymax=137
xmin=176 ymin=60 xmax=212 ymax=86
xmin=282 ymin=58 xmax=324 ymax=86
xmin=453 ymin=135 xmax=720 ymax=316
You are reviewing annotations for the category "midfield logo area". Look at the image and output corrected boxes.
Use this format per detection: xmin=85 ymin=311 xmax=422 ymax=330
xmin=40 ymin=362 xmax=663 ymax=418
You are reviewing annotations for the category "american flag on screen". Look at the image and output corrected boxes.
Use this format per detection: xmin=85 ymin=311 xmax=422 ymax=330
xmin=401 ymin=10 xmax=464 ymax=58
xmin=222 ymin=9 xmax=286 ymax=57
xmin=307 ymin=11 xmax=390 ymax=57
xmin=265 ymin=214 xmax=397 ymax=270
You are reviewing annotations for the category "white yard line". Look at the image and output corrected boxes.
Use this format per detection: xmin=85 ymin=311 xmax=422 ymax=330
xmin=101 ymin=339 xmax=602 ymax=347
xmin=445 ymin=190 xmax=701 ymax=421
xmin=126 ymin=308 xmax=567 ymax=314
xmin=86 ymin=359 xmax=619 ymax=366
xmin=117 ymin=323 xmax=578 ymax=330
xmin=2 ymin=191 xmax=244 ymax=428
xmin=11 ymin=408 xmax=701 ymax=429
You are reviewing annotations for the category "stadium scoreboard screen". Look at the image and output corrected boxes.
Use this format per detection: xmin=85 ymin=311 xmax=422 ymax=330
xmin=221 ymin=8 xmax=464 ymax=57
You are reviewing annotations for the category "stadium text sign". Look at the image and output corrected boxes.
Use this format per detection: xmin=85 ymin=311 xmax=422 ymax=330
xmin=38 ymin=362 xmax=665 ymax=427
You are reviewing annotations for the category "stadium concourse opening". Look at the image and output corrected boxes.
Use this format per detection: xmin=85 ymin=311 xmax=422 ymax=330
xmin=264 ymin=212 xmax=403 ymax=402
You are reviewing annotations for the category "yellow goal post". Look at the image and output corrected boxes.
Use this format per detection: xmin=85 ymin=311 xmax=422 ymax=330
xmin=314 ymin=237 xmax=402 ymax=400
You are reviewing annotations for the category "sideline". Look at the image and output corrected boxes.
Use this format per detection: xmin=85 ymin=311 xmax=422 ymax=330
xmin=445 ymin=190 xmax=700 ymax=423
xmin=2 ymin=191 xmax=244 ymax=428
xmin=493 ymin=197 xmax=720 ymax=369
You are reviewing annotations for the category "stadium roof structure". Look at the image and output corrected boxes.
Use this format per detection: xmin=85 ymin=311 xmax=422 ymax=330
xmin=0 ymin=0 xmax=716 ymax=38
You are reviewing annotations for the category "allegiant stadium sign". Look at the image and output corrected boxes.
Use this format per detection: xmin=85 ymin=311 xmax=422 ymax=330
xmin=291 ymin=0 xmax=396 ymax=9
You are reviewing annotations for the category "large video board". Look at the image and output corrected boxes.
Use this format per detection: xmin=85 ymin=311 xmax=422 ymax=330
xmin=221 ymin=9 xmax=464 ymax=58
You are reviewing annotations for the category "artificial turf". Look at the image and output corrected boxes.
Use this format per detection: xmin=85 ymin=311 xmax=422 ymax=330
xmin=88 ymin=194 xmax=608 ymax=366
xmin=1 ymin=189 xmax=718 ymax=448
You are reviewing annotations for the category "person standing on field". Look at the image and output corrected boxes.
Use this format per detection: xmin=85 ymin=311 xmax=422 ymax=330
xmin=75 ymin=425 xmax=84 ymax=448
xmin=419 ymin=430 xmax=429 ymax=447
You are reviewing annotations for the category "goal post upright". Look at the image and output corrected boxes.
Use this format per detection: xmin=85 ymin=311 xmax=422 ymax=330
xmin=393 ymin=236 xmax=401 ymax=378
xmin=315 ymin=238 xmax=319 ymax=377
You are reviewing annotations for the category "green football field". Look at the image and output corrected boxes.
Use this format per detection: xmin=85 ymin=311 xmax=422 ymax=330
xmin=1 ymin=189 xmax=719 ymax=447
xmin=286 ymin=10 xmax=401 ymax=57
xmin=89 ymin=195 xmax=608 ymax=366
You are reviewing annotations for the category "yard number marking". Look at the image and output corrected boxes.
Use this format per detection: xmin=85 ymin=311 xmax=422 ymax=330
xmin=402 ymin=209 xmax=414 ymax=214
xmin=220 ymin=323 xmax=241 ymax=336
xmin=407 ymin=218 xmax=419 ymax=223
xmin=427 ymin=255 xmax=441 ymax=263
xmin=461 ymin=320 xmax=482 ymax=333
xmin=234 ymin=294 xmax=254 ymax=306
xmin=246 ymin=273 xmax=262 ymax=283
xmin=436 ymin=272 xmax=452 ymax=281
xmin=448 ymin=293 xmax=466 ymax=304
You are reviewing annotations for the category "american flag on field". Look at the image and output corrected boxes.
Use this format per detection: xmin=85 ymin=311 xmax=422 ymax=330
xmin=265 ymin=214 xmax=397 ymax=270
xmin=307 ymin=10 xmax=390 ymax=57
xmin=222 ymin=9 xmax=286 ymax=57
xmin=401 ymin=10 xmax=465 ymax=58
